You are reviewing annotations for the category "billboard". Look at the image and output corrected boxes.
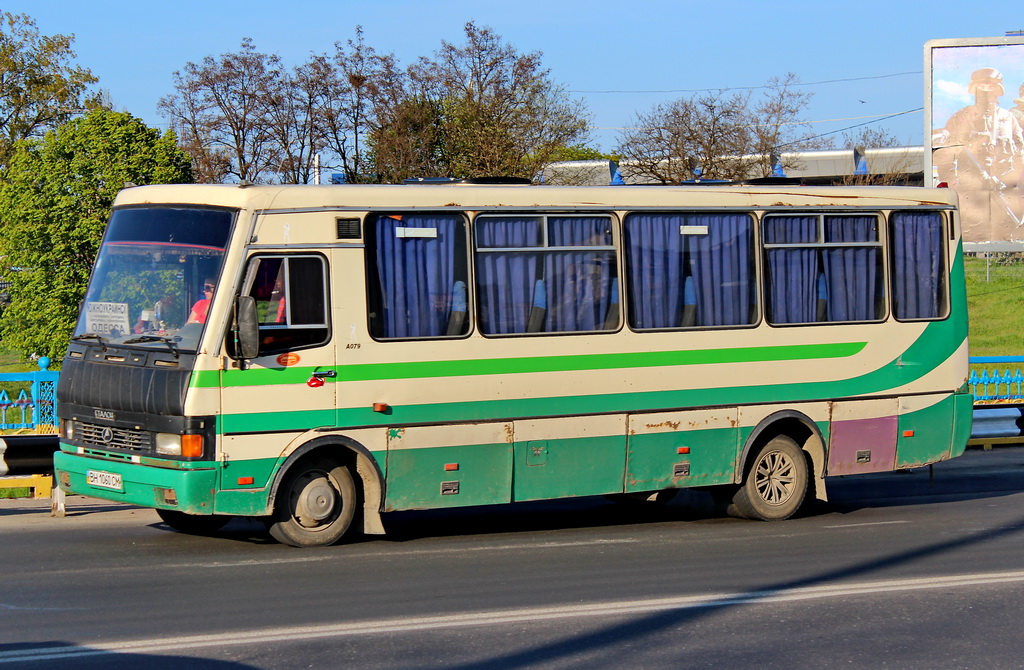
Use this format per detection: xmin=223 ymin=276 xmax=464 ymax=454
xmin=926 ymin=36 xmax=1024 ymax=245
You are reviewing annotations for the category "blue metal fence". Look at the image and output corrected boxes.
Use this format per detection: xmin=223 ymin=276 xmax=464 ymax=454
xmin=0 ymin=354 xmax=1017 ymax=436
xmin=969 ymin=356 xmax=1024 ymax=403
xmin=0 ymin=357 xmax=58 ymax=433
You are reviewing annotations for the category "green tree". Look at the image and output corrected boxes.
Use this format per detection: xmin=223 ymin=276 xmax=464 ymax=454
xmin=0 ymin=11 xmax=97 ymax=166
xmin=0 ymin=109 xmax=193 ymax=359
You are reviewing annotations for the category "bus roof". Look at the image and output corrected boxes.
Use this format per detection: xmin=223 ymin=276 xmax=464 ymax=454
xmin=112 ymin=182 xmax=959 ymax=213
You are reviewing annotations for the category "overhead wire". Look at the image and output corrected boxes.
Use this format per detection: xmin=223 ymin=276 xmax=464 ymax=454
xmin=569 ymin=71 xmax=923 ymax=95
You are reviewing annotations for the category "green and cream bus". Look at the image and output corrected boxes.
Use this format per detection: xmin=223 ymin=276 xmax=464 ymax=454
xmin=54 ymin=182 xmax=971 ymax=546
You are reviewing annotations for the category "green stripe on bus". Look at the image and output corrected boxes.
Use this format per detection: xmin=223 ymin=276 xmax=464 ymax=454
xmin=220 ymin=321 xmax=966 ymax=434
xmin=195 ymin=341 xmax=867 ymax=389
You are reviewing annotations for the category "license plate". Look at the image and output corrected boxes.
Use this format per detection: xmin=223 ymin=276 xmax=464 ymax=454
xmin=86 ymin=470 xmax=123 ymax=491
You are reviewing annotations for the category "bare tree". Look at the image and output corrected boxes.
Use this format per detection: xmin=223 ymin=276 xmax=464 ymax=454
xmin=616 ymin=74 xmax=823 ymax=183
xmin=313 ymin=28 xmax=401 ymax=183
xmin=265 ymin=59 xmax=323 ymax=184
xmin=748 ymin=73 xmax=827 ymax=177
xmin=616 ymin=91 xmax=751 ymax=183
xmin=159 ymin=39 xmax=283 ymax=183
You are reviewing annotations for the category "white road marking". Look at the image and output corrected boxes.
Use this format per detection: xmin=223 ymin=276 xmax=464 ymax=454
xmin=4 ymin=569 xmax=1024 ymax=663
xmin=823 ymin=520 xmax=910 ymax=529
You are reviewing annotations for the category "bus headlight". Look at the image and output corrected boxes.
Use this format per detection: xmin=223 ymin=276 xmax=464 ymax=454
xmin=155 ymin=433 xmax=204 ymax=458
xmin=155 ymin=433 xmax=182 ymax=456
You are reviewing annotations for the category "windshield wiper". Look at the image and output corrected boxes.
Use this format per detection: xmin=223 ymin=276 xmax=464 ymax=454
xmin=122 ymin=334 xmax=180 ymax=359
xmin=71 ymin=332 xmax=108 ymax=351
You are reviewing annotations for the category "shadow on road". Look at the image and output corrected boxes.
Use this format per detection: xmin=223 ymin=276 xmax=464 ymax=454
xmin=0 ymin=641 xmax=256 ymax=669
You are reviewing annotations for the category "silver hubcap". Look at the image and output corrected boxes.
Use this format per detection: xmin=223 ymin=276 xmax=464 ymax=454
xmin=754 ymin=450 xmax=795 ymax=506
xmin=293 ymin=473 xmax=337 ymax=528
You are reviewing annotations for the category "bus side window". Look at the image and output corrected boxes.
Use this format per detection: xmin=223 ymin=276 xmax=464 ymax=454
xmin=764 ymin=214 xmax=883 ymax=325
xmin=476 ymin=214 xmax=618 ymax=335
xmin=623 ymin=212 xmax=755 ymax=330
xmin=243 ymin=255 xmax=330 ymax=356
xmin=891 ymin=211 xmax=947 ymax=320
xmin=365 ymin=213 xmax=470 ymax=340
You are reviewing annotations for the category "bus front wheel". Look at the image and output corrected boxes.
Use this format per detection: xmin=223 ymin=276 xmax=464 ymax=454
xmin=730 ymin=435 xmax=808 ymax=521
xmin=267 ymin=457 xmax=357 ymax=547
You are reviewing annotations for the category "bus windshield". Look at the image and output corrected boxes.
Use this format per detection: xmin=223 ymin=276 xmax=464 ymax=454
xmin=73 ymin=206 xmax=235 ymax=352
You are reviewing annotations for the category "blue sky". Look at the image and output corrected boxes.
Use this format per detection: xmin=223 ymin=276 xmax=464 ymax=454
xmin=9 ymin=0 xmax=1024 ymax=152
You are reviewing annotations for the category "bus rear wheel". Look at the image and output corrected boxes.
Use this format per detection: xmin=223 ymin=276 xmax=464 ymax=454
xmin=156 ymin=509 xmax=230 ymax=535
xmin=267 ymin=457 xmax=357 ymax=547
xmin=731 ymin=435 xmax=808 ymax=521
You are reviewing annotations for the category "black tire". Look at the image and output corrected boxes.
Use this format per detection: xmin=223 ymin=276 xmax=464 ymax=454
xmin=730 ymin=435 xmax=808 ymax=521
xmin=156 ymin=508 xmax=230 ymax=535
xmin=266 ymin=457 xmax=357 ymax=547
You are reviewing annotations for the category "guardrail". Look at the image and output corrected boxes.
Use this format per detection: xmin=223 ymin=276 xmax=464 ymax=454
xmin=969 ymin=356 xmax=1024 ymax=448
xmin=0 ymin=357 xmax=60 ymax=503
xmin=969 ymin=356 xmax=1024 ymax=402
xmin=0 ymin=357 xmax=58 ymax=433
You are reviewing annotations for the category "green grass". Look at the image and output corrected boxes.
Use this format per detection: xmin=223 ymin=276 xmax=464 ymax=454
xmin=0 ymin=487 xmax=31 ymax=498
xmin=965 ymin=256 xmax=1024 ymax=358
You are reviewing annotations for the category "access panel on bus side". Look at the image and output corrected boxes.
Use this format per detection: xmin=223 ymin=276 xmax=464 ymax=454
xmin=826 ymin=398 xmax=899 ymax=475
xmin=895 ymin=393 xmax=955 ymax=468
xmin=383 ymin=422 xmax=513 ymax=511
xmin=512 ymin=415 xmax=626 ymax=501
xmin=625 ymin=408 xmax=739 ymax=493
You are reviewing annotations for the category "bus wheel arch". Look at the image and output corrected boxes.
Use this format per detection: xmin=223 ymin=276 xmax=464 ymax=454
xmin=267 ymin=435 xmax=386 ymax=544
xmin=732 ymin=411 xmax=825 ymax=520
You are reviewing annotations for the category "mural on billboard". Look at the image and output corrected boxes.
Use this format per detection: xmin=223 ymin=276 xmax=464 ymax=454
xmin=931 ymin=40 xmax=1024 ymax=242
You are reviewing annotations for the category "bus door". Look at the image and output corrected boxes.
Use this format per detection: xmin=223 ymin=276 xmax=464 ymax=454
xmin=219 ymin=253 xmax=336 ymax=485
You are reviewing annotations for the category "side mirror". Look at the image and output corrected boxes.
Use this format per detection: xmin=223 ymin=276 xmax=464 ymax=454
xmin=234 ymin=295 xmax=260 ymax=360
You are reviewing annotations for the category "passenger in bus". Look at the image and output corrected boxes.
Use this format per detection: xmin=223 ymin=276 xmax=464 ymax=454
xmin=187 ymin=278 xmax=215 ymax=325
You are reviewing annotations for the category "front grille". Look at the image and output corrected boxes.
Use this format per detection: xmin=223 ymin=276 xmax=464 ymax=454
xmin=77 ymin=421 xmax=152 ymax=452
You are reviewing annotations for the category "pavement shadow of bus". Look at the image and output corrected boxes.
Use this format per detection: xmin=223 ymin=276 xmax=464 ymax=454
xmin=0 ymin=642 xmax=256 ymax=669
xmin=138 ymin=446 xmax=1024 ymax=546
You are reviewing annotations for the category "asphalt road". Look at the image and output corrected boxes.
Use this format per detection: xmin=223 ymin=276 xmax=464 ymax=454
xmin=3 ymin=446 xmax=1024 ymax=669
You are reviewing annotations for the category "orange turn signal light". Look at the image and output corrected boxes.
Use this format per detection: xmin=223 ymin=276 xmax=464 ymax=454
xmin=182 ymin=434 xmax=203 ymax=458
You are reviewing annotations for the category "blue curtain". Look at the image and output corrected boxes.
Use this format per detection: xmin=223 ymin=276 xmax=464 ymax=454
xmin=764 ymin=216 xmax=818 ymax=323
xmin=625 ymin=213 xmax=753 ymax=328
xmin=624 ymin=213 xmax=685 ymax=329
xmin=374 ymin=214 xmax=462 ymax=338
xmin=822 ymin=216 xmax=880 ymax=322
xmin=544 ymin=217 xmax=616 ymax=332
xmin=476 ymin=217 xmax=543 ymax=334
xmin=684 ymin=213 xmax=753 ymax=326
xmin=892 ymin=211 xmax=943 ymax=319
xmin=478 ymin=217 xmax=615 ymax=334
